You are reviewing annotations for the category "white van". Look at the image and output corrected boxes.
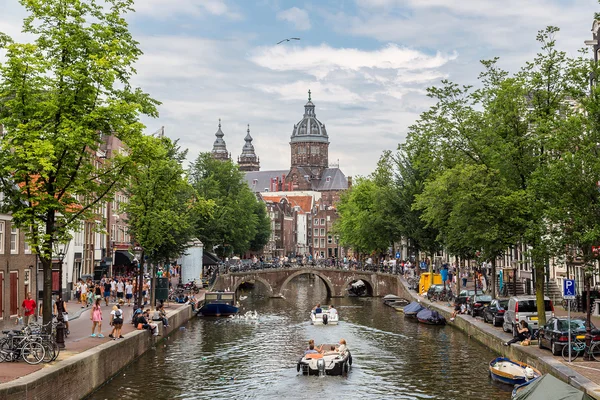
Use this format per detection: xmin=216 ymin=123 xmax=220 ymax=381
xmin=502 ymin=295 xmax=554 ymax=334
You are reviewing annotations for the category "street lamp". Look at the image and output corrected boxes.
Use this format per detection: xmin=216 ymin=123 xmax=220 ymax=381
xmin=132 ymin=246 xmax=143 ymax=307
xmin=57 ymin=248 xmax=65 ymax=299
xmin=334 ymin=235 xmax=340 ymax=267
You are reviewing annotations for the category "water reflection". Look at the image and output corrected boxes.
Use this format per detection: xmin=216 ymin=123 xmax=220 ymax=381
xmin=88 ymin=275 xmax=511 ymax=400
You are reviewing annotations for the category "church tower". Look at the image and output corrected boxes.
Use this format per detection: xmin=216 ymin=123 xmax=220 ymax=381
xmin=211 ymin=119 xmax=231 ymax=161
xmin=238 ymin=124 xmax=260 ymax=172
xmin=286 ymin=90 xmax=329 ymax=190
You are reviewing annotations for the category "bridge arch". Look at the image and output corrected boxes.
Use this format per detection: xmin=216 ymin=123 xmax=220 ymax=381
xmin=279 ymin=269 xmax=336 ymax=298
xmin=343 ymin=276 xmax=375 ymax=297
xmin=232 ymin=275 xmax=274 ymax=297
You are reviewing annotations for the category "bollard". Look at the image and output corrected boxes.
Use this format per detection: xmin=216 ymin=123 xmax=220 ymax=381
xmin=56 ymin=319 xmax=66 ymax=349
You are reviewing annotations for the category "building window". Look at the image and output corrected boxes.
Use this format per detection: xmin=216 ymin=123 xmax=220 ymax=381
xmin=320 ymin=238 xmax=325 ymax=247
xmin=314 ymin=228 xmax=319 ymax=236
xmin=328 ymin=235 xmax=332 ymax=244
xmin=0 ymin=222 xmax=3 ymax=254
xmin=320 ymin=228 xmax=325 ymax=236
xmin=10 ymin=227 xmax=18 ymax=254
xmin=314 ymin=238 xmax=319 ymax=247
xmin=24 ymin=240 xmax=31 ymax=254
xmin=320 ymin=218 xmax=325 ymax=225
xmin=326 ymin=177 xmax=331 ymax=183
xmin=314 ymin=218 xmax=319 ymax=226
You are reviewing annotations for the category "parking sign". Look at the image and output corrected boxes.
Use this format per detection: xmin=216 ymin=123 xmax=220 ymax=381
xmin=563 ymin=279 xmax=576 ymax=299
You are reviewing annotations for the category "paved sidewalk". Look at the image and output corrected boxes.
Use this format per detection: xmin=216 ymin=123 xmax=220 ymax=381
xmin=0 ymin=293 xmax=202 ymax=384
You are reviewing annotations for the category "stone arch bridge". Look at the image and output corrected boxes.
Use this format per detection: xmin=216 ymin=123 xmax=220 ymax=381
xmin=212 ymin=267 xmax=401 ymax=298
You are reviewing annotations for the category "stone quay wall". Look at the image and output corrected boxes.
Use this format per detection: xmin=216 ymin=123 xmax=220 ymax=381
xmin=0 ymin=305 xmax=193 ymax=400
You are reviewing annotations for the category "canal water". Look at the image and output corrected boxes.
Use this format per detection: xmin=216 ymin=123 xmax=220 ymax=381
xmin=89 ymin=276 xmax=511 ymax=400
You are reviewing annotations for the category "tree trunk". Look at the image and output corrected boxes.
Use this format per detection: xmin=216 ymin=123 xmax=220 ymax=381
xmin=534 ymin=257 xmax=546 ymax=326
xmin=137 ymin=251 xmax=145 ymax=309
xmin=151 ymin=263 xmax=157 ymax=310
xmin=491 ymin=258 xmax=497 ymax=299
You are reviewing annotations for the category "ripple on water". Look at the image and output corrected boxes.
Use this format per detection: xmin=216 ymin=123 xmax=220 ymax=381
xmin=87 ymin=282 xmax=511 ymax=400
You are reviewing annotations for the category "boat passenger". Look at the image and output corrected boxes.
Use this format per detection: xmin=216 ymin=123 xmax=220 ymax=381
xmin=337 ymin=339 xmax=348 ymax=356
xmin=504 ymin=320 xmax=530 ymax=346
xmin=328 ymin=305 xmax=337 ymax=318
xmin=323 ymin=345 xmax=338 ymax=356
xmin=313 ymin=303 xmax=322 ymax=314
xmin=304 ymin=344 xmax=319 ymax=355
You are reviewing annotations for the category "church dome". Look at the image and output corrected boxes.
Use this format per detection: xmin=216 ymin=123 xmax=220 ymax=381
xmin=290 ymin=90 xmax=329 ymax=144
xmin=211 ymin=119 xmax=230 ymax=160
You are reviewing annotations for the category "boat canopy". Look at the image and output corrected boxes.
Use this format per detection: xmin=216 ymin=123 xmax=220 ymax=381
xmin=513 ymin=374 xmax=593 ymax=400
xmin=403 ymin=302 xmax=424 ymax=314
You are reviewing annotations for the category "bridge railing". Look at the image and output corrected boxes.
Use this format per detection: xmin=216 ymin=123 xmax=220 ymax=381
xmin=219 ymin=260 xmax=409 ymax=276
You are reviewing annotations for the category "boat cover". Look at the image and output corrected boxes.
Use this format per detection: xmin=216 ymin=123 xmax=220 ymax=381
xmin=403 ymin=302 xmax=424 ymax=314
xmin=416 ymin=308 xmax=446 ymax=324
xmin=513 ymin=374 xmax=593 ymax=400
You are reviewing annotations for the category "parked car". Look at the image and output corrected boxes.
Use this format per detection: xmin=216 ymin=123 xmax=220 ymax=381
xmin=426 ymin=285 xmax=444 ymax=300
xmin=467 ymin=295 xmax=493 ymax=317
xmin=502 ymin=295 xmax=554 ymax=334
xmin=456 ymin=290 xmax=476 ymax=305
xmin=483 ymin=299 xmax=509 ymax=327
xmin=538 ymin=317 xmax=600 ymax=355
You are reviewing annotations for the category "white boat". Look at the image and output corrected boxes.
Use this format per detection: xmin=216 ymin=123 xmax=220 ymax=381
xmin=310 ymin=312 xmax=339 ymax=325
xmin=297 ymin=344 xmax=351 ymax=376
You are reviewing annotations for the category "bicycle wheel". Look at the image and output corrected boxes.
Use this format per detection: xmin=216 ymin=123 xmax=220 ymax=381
xmin=590 ymin=342 xmax=600 ymax=362
xmin=562 ymin=342 xmax=581 ymax=362
xmin=40 ymin=340 xmax=57 ymax=363
xmin=21 ymin=342 xmax=45 ymax=365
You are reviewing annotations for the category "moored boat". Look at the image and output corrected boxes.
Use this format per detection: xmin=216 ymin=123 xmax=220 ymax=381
xmin=489 ymin=357 xmax=541 ymax=386
xmin=416 ymin=308 xmax=446 ymax=325
xmin=197 ymin=291 xmax=239 ymax=317
xmin=383 ymin=294 xmax=402 ymax=305
xmin=511 ymin=373 xmax=591 ymax=399
xmin=310 ymin=312 xmax=339 ymax=325
xmin=403 ymin=301 xmax=425 ymax=318
xmin=297 ymin=344 xmax=352 ymax=376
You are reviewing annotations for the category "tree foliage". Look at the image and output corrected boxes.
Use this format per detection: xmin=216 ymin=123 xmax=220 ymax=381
xmin=189 ymin=153 xmax=270 ymax=258
xmin=0 ymin=0 xmax=158 ymax=325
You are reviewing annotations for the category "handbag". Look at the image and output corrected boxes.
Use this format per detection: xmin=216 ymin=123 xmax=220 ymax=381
xmin=137 ymin=323 xmax=143 ymax=330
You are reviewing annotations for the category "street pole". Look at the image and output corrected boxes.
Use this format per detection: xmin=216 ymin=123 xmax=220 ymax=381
xmin=568 ymin=298 xmax=572 ymax=363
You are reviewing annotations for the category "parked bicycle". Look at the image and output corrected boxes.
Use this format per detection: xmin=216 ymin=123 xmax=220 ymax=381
xmin=561 ymin=335 xmax=600 ymax=362
xmin=0 ymin=329 xmax=46 ymax=365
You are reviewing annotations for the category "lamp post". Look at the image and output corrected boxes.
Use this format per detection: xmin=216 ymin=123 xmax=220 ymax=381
xmin=335 ymin=235 xmax=340 ymax=267
xmin=57 ymin=249 xmax=65 ymax=300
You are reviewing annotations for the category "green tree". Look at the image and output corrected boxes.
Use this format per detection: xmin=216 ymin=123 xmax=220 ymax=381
xmin=125 ymin=136 xmax=212 ymax=307
xmin=0 ymin=0 xmax=158 ymax=325
xmin=190 ymin=153 xmax=269 ymax=257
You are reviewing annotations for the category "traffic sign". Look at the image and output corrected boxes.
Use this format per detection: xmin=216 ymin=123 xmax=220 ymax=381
xmin=395 ymin=252 xmax=400 ymax=259
xmin=563 ymin=279 xmax=576 ymax=299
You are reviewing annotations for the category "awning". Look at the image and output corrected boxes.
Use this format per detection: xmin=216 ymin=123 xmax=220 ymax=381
xmin=114 ymin=250 xmax=135 ymax=266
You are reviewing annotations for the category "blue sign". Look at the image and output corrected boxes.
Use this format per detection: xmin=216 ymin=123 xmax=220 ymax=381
xmin=395 ymin=252 xmax=400 ymax=259
xmin=420 ymin=261 xmax=427 ymax=270
xmin=563 ymin=279 xmax=576 ymax=299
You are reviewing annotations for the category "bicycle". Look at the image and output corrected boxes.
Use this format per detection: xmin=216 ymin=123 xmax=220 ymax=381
xmin=0 ymin=330 xmax=46 ymax=365
xmin=561 ymin=336 xmax=600 ymax=362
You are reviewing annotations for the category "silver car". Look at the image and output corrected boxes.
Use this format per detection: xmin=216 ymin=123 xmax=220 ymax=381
xmin=502 ymin=295 xmax=554 ymax=334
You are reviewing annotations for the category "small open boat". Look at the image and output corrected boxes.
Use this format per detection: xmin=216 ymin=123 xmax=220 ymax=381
xmin=297 ymin=344 xmax=352 ymax=376
xmin=383 ymin=294 xmax=403 ymax=305
xmin=197 ymin=291 xmax=239 ymax=317
xmin=310 ymin=312 xmax=339 ymax=325
xmin=489 ymin=357 xmax=541 ymax=386
xmin=416 ymin=308 xmax=446 ymax=325
xmin=403 ymin=301 xmax=425 ymax=318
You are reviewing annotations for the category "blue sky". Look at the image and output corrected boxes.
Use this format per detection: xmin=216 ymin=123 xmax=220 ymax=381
xmin=1 ymin=0 xmax=599 ymax=177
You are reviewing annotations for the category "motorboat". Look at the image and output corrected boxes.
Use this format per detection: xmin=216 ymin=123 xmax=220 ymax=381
xmin=383 ymin=295 xmax=410 ymax=308
xmin=489 ymin=357 xmax=541 ymax=386
xmin=416 ymin=308 xmax=447 ymax=325
xmin=297 ymin=344 xmax=352 ymax=376
xmin=383 ymin=294 xmax=402 ymax=305
xmin=403 ymin=301 xmax=425 ymax=318
xmin=197 ymin=291 xmax=239 ymax=317
xmin=512 ymin=373 xmax=591 ymax=399
xmin=310 ymin=311 xmax=339 ymax=325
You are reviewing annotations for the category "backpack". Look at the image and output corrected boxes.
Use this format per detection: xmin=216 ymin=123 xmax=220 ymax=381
xmin=113 ymin=309 xmax=123 ymax=325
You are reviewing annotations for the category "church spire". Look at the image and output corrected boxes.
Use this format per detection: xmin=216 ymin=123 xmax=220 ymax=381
xmin=238 ymin=124 xmax=260 ymax=172
xmin=211 ymin=119 xmax=230 ymax=161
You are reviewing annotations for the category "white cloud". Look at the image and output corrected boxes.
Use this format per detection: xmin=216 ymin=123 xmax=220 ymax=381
xmin=276 ymin=7 xmax=311 ymax=30
xmin=133 ymin=0 xmax=242 ymax=19
xmin=249 ymin=43 xmax=457 ymax=79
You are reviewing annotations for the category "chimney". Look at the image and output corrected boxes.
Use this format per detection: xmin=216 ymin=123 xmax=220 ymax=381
xmin=347 ymin=176 xmax=353 ymax=188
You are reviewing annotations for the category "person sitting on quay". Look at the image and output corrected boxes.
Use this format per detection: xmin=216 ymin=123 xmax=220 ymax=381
xmin=152 ymin=303 xmax=169 ymax=328
xmin=504 ymin=320 xmax=530 ymax=346
xmin=450 ymin=302 xmax=467 ymax=322
xmin=136 ymin=309 xmax=159 ymax=336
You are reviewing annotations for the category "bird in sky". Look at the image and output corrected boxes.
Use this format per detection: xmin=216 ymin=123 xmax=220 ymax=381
xmin=277 ymin=37 xmax=300 ymax=44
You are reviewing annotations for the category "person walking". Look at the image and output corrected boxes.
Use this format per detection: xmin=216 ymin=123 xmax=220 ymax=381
xmin=109 ymin=303 xmax=125 ymax=339
xmin=90 ymin=298 xmax=104 ymax=338
xmin=20 ymin=292 xmax=36 ymax=326
xmin=103 ymin=279 xmax=111 ymax=306
xmin=54 ymin=295 xmax=70 ymax=335
xmin=125 ymin=280 xmax=133 ymax=306
xmin=116 ymin=279 xmax=124 ymax=302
